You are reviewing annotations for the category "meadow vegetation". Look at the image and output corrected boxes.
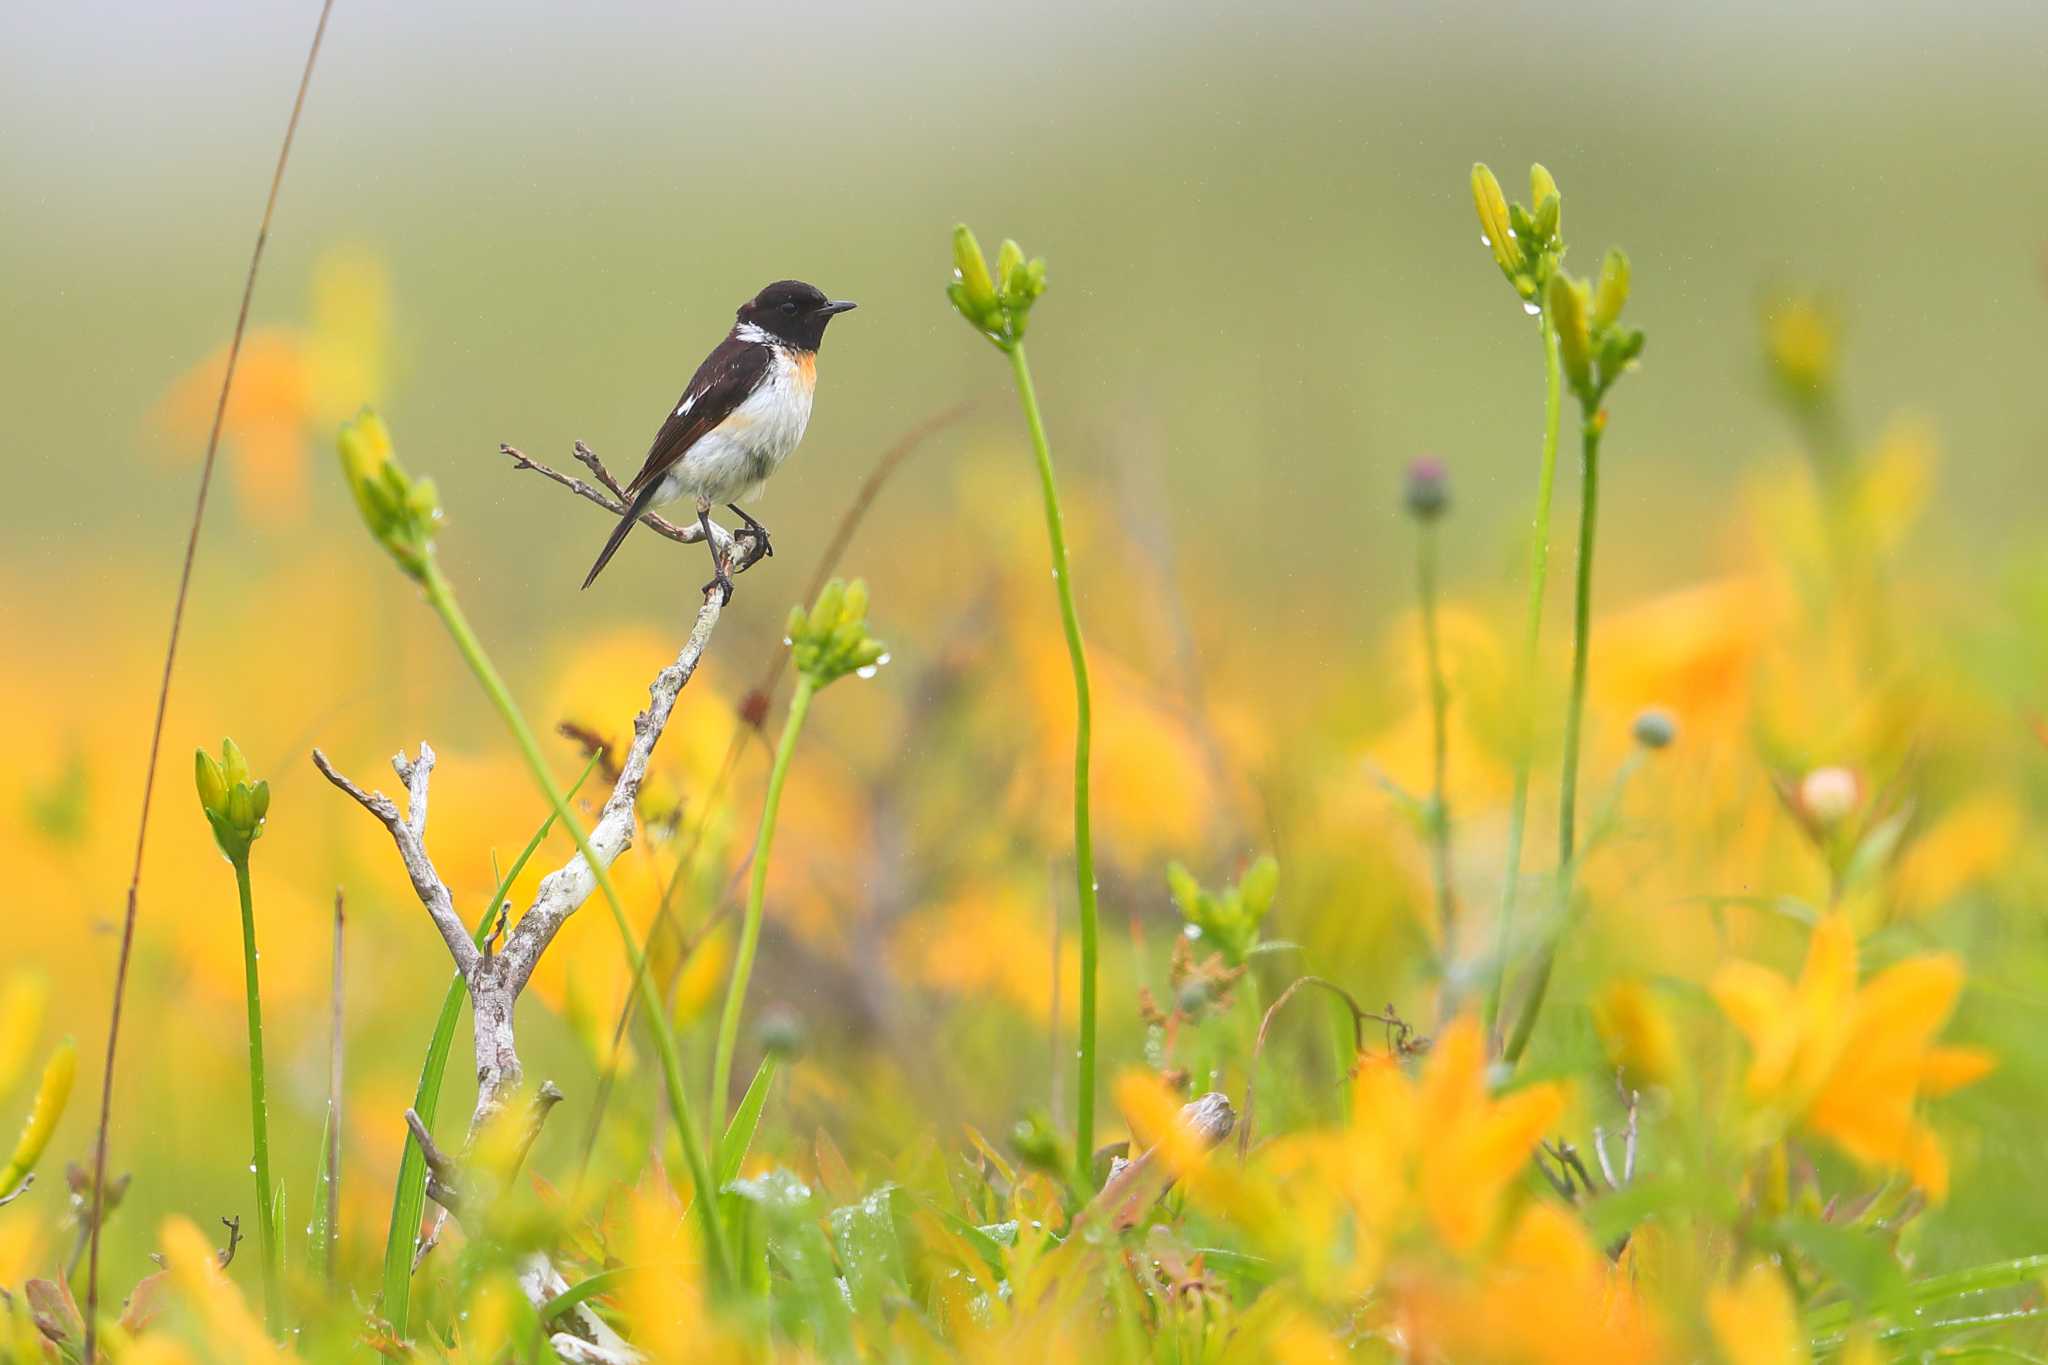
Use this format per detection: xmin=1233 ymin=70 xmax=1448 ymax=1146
xmin=0 ymin=68 xmax=2039 ymax=1365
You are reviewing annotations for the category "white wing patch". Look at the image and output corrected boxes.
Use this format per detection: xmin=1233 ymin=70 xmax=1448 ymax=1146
xmin=675 ymin=390 xmax=697 ymax=418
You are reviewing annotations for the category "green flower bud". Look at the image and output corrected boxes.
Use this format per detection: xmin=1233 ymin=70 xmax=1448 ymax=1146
xmin=1593 ymin=248 xmax=1630 ymax=330
xmin=951 ymin=224 xmax=998 ymax=319
xmin=1548 ymin=272 xmax=1594 ymax=397
xmin=221 ymin=737 xmax=251 ymax=790
xmin=195 ymin=749 xmax=228 ymax=817
xmin=1529 ymin=163 xmax=1559 ymax=220
xmin=786 ymin=578 xmax=889 ymax=688
xmin=784 ymin=604 xmax=808 ymax=642
xmin=196 ymin=739 xmax=269 ymax=861
xmin=338 ymin=408 xmax=439 ymax=582
xmin=1632 ymin=708 xmax=1677 ymax=750
xmin=1471 ymin=163 xmax=1522 ymax=278
xmin=995 ymin=238 xmax=1026 ymax=296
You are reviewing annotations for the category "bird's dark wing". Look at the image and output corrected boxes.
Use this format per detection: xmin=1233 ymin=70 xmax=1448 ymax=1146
xmin=621 ymin=334 xmax=772 ymax=498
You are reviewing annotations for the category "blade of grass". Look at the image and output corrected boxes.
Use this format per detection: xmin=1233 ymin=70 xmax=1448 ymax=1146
xmin=83 ymin=4 xmax=336 ymax=1353
xmin=717 ymin=1055 xmax=779 ymax=1186
xmin=376 ymin=752 xmax=600 ymax=1330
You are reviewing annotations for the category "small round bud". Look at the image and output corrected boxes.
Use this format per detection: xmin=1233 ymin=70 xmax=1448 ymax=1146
xmin=1631 ymin=707 xmax=1677 ymax=750
xmin=1799 ymin=766 xmax=1862 ymax=828
xmin=1404 ymin=456 xmax=1450 ymax=520
xmin=756 ymin=1006 xmax=805 ymax=1059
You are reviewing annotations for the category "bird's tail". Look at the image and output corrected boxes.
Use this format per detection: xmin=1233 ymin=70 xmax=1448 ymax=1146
xmin=581 ymin=483 xmax=659 ymax=590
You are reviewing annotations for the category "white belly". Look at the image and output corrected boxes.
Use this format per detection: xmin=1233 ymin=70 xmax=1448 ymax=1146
xmin=654 ymin=351 xmax=814 ymax=508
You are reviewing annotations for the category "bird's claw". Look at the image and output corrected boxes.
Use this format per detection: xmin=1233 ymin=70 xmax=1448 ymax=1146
xmin=702 ymin=569 xmax=735 ymax=606
xmin=726 ymin=503 xmax=773 ymax=572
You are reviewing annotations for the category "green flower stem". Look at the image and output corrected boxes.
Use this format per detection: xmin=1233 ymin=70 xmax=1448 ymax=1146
xmin=1417 ymin=518 xmax=1456 ymax=954
xmin=1006 ymin=341 xmax=1100 ymax=1174
xmin=1504 ymin=415 xmax=1603 ymax=1067
xmin=232 ymin=855 xmax=283 ymax=1334
xmin=710 ymin=675 xmax=815 ymax=1131
xmin=1484 ymin=315 xmax=1564 ymax=1042
xmin=416 ymin=561 xmax=729 ymax=1286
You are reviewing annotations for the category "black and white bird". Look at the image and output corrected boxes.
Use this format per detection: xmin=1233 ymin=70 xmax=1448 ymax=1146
xmin=582 ymin=280 xmax=857 ymax=600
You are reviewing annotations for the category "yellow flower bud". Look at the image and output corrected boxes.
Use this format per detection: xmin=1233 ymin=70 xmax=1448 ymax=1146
xmin=1593 ymin=248 xmax=1631 ymax=330
xmin=195 ymin=748 xmax=228 ymax=817
xmin=1528 ymin=163 xmax=1559 ymax=218
xmin=1470 ymin=163 xmax=1523 ymax=277
xmin=1547 ymin=271 xmax=1593 ymax=395
xmin=0 ymin=1038 xmax=76 ymax=1195
xmin=951 ymin=224 xmax=998 ymax=317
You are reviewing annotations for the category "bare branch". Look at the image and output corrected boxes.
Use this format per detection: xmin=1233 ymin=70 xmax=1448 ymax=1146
xmin=312 ymin=745 xmax=479 ymax=981
xmin=500 ymin=443 xmax=749 ymax=565
xmin=497 ymin=592 xmax=724 ymax=993
xmin=404 ymin=1108 xmax=464 ymax=1216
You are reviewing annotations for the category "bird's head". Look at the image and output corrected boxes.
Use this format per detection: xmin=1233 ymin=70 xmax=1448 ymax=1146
xmin=737 ymin=280 xmax=857 ymax=351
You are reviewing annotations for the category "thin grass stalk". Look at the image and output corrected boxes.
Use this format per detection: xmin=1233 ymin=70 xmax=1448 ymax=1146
xmin=709 ymin=677 xmax=815 ymax=1129
xmin=1006 ymin=342 xmax=1100 ymax=1172
xmin=232 ymin=857 xmax=283 ymax=1332
xmin=415 ymin=561 xmax=729 ymax=1284
xmin=325 ymin=889 xmax=344 ymax=1286
xmin=1504 ymin=417 xmax=1604 ymax=1066
xmin=1483 ymin=316 xmax=1564 ymax=1043
xmin=83 ymin=5 xmax=336 ymax=1349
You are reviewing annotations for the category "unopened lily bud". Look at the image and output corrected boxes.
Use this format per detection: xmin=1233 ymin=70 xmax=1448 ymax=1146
xmin=1799 ymin=766 xmax=1862 ymax=828
xmin=1632 ymin=707 xmax=1677 ymax=750
xmin=1593 ymin=248 xmax=1631 ymax=330
xmin=195 ymin=749 xmax=228 ymax=816
xmin=221 ymin=737 xmax=251 ymax=790
xmin=995 ymin=238 xmax=1026 ymax=295
xmin=951 ymin=224 xmax=998 ymax=319
xmin=1528 ymin=163 xmax=1560 ymax=223
xmin=1404 ymin=456 xmax=1450 ymax=521
xmin=1470 ymin=163 xmax=1522 ymax=277
xmin=0 ymin=1038 xmax=75 ymax=1196
xmin=1548 ymin=272 xmax=1594 ymax=396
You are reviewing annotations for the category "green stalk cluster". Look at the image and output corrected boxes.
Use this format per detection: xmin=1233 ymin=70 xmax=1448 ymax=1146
xmin=1467 ymin=164 xmax=1646 ymax=1065
xmin=947 ymin=226 xmax=1104 ymax=1176
xmin=194 ymin=738 xmax=282 ymax=1332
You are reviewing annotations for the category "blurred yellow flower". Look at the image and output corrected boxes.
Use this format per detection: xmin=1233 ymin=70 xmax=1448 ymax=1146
xmin=1592 ymin=979 xmax=1681 ymax=1090
xmin=1401 ymin=1202 xmax=1667 ymax=1363
xmin=1711 ymin=914 xmax=1992 ymax=1199
xmin=158 ymin=1215 xmax=292 ymax=1364
xmin=1706 ymin=1260 xmax=1804 ymax=1365
xmin=1893 ymin=793 xmax=2019 ymax=919
xmin=154 ymin=246 xmax=392 ymax=522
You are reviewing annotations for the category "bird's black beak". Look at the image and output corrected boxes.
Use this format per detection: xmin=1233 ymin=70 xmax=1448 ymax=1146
xmin=815 ymin=300 xmax=858 ymax=316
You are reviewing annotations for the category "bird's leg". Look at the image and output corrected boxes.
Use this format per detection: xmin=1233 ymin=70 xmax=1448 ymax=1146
xmin=697 ymin=503 xmax=734 ymax=605
xmin=726 ymin=503 xmax=773 ymax=572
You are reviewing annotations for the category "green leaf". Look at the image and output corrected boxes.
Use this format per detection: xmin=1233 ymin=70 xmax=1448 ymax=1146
xmin=717 ymin=1055 xmax=779 ymax=1187
xmin=1775 ymin=1214 xmax=1908 ymax=1315
xmin=538 ymin=1266 xmax=632 ymax=1326
xmin=829 ymin=1184 xmax=909 ymax=1317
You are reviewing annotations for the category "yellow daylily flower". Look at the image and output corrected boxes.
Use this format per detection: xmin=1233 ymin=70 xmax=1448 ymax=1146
xmin=1707 ymin=1260 xmax=1805 ymax=1365
xmin=1712 ymin=914 xmax=1993 ymax=1199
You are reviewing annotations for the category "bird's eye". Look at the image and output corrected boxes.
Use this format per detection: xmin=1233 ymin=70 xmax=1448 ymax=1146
xmin=780 ymin=299 xmax=799 ymax=315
